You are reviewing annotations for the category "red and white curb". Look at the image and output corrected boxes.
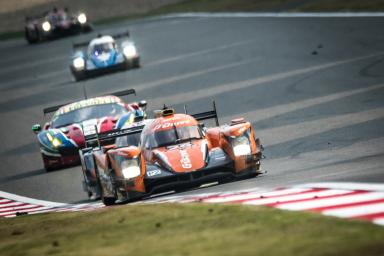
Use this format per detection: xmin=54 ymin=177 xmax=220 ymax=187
xmin=1 ymin=182 xmax=384 ymax=226
xmin=0 ymin=191 xmax=104 ymax=218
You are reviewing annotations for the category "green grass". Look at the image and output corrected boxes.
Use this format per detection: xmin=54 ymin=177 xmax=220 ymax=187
xmin=0 ymin=31 xmax=23 ymax=41
xmin=0 ymin=204 xmax=383 ymax=256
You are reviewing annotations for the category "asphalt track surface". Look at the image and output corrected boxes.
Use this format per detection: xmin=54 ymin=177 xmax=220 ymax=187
xmin=0 ymin=15 xmax=383 ymax=203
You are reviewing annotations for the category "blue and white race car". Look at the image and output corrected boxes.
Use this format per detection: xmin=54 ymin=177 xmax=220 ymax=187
xmin=70 ymin=32 xmax=140 ymax=81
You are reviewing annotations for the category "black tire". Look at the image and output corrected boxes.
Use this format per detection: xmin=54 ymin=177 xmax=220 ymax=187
xmin=132 ymin=58 xmax=140 ymax=69
xmin=102 ymin=196 xmax=116 ymax=206
xmin=82 ymin=24 xmax=93 ymax=33
xmin=73 ymin=71 xmax=86 ymax=81
xmin=41 ymin=153 xmax=57 ymax=172
xmin=25 ymin=28 xmax=39 ymax=44
xmin=95 ymin=166 xmax=117 ymax=206
xmin=44 ymin=165 xmax=55 ymax=172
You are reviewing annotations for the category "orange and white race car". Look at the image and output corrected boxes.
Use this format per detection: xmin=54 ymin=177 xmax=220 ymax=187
xmin=81 ymin=102 xmax=264 ymax=205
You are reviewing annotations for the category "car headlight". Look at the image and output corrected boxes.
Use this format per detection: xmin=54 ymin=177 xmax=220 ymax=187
xmin=121 ymin=159 xmax=141 ymax=179
xmin=123 ymin=45 xmax=137 ymax=58
xmin=42 ymin=21 xmax=51 ymax=32
xmin=77 ymin=13 xmax=87 ymax=24
xmin=232 ymin=136 xmax=251 ymax=156
xmin=73 ymin=57 xmax=85 ymax=70
xmin=52 ymin=138 xmax=62 ymax=148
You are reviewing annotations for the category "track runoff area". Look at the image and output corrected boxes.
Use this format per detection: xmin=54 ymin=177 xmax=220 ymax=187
xmin=0 ymin=182 xmax=383 ymax=226
xmin=1 ymin=12 xmax=383 ymax=226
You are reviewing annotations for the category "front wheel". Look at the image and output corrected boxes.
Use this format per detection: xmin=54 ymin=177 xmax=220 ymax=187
xmin=102 ymin=196 xmax=116 ymax=206
xmin=72 ymin=70 xmax=87 ymax=82
xmin=41 ymin=153 xmax=57 ymax=172
xmin=25 ymin=28 xmax=39 ymax=44
xmin=96 ymin=167 xmax=117 ymax=206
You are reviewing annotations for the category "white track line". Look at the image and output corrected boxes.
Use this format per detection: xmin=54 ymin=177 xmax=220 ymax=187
xmin=277 ymin=192 xmax=384 ymax=211
xmin=294 ymin=182 xmax=384 ymax=192
xmin=162 ymin=12 xmax=384 ymax=19
xmin=0 ymin=191 xmax=67 ymax=207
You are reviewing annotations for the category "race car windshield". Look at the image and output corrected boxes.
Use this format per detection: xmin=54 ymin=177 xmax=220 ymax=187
xmin=92 ymin=43 xmax=114 ymax=55
xmin=147 ymin=125 xmax=202 ymax=148
xmin=51 ymin=103 xmax=127 ymax=128
xmin=116 ymin=132 xmax=141 ymax=147
xmin=58 ymin=13 xmax=68 ymax=21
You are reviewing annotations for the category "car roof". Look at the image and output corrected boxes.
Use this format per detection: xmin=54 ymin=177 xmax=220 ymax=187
xmin=144 ymin=113 xmax=198 ymax=134
xmin=89 ymin=36 xmax=115 ymax=47
xmin=54 ymin=95 xmax=123 ymax=116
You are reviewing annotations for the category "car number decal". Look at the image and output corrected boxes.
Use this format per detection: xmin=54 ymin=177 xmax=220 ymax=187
xmin=180 ymin=150 xmax=192 ymax=169
xmin=147 ymin=169 xmax=161 ymax=177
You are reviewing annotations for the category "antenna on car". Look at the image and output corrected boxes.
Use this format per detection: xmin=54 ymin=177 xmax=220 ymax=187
xmin=95 ymin=125 xmax=101 ymax=149
xmin=184 ymin=104 xmax=188 ymax=114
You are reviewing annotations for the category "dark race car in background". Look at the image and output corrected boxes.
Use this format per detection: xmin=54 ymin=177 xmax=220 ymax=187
xmin=81 ymin=102 xmax=264 ymax=205
xmin=70 ymin=32 xmax=140 ymax=81
xmin=79 ymin=119 xmax=151 ymax=200
xmin=32 ymin=89 xmax=147 ymax=172
xmin=25 ymin=7 xmax=92 ymax=44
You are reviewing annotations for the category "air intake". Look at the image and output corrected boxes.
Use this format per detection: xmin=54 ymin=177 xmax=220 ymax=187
xmin=162 ymin=108 xmax=175 ymax=117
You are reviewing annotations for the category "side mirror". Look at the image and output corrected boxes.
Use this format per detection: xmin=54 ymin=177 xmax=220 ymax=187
xmin=32 ymin=124 xmax=41 ymax=134
xmin=138 ymin=100 xmax=147 ymax=110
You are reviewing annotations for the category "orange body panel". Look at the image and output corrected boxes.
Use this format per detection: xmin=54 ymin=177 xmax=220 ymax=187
xmin=108 ymin=147 xmax=146 ymax=192
xmin=152 ymin=140 xmax=207 ymax=173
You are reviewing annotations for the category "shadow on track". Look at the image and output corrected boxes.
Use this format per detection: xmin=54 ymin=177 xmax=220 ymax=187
xmin=0 ymin=168 xmax=46 ymax=184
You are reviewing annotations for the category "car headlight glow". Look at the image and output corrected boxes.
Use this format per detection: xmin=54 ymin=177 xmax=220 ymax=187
xmin=77 ymin=13 xmax=87 ymax=24
xmin=232 ymin=136 xmax=251 ymax=156
xmin=42 ymin=21 xmax=51 ymax=32
xmin=73 ymin=57 xmax=85 ymax=70
xmin=121 ymin=158 xmax=140 ymax=179
xmin=123 ymin=45 xmax=137 ymax=58
xmin=52 ymin=138 xmax=62 ymax=148
xmin=46 ymin=133 xmax=53 ymax=141
xmin=122 ymin=166 xmax=141 ymax=180
xmin=233 ymin=144 xmax=251 ymax=156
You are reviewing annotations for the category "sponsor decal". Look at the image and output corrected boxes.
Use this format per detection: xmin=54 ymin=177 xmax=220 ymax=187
xmin=180 ymin=150 xmax=192 ymax=169
xmin=57 ymin=97 xmax=121 ymax=115
xmin=153 ymin=120 xmax=191 ymax=131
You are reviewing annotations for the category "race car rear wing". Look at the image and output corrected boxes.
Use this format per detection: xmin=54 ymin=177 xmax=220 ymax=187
xmin=84 ymin=124 xmax=144 ymax=148
xmin=43 ymin=88 xmax=136 ymax=115
xmin=72 ymin=31 xmax=130 ymax=49
xmin=188 ymin=101 xmax=219 ymax=126
xmin=25 ymin=13 xmax=47 ymax=21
